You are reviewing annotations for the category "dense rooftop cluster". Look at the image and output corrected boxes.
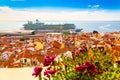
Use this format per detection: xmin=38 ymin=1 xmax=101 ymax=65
xmin=0 ymin=31 xmax=120 ymax=69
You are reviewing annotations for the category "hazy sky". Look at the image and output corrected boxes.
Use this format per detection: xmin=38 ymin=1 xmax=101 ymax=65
xmin=0 ymin=0 xmax=120 ymax=21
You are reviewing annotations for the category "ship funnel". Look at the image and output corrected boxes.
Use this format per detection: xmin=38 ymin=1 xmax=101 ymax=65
xmin=36 ymin=19 xmax=39 ymax=24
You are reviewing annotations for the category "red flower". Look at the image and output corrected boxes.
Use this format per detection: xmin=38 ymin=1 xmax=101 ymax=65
xmin=75 ymin=65 xmax=87 ymax=72
xmin=84 ymin=62 xmax=91 ymax=66
xmin=84 ymin=62 xmax=97 ymax=73
xmin=32 ymin=66 xmax=42 ymax=77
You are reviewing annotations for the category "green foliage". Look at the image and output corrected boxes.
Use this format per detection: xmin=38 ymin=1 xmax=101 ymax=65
xmin=19 ymin=38 xmax=29 ymax=41
xmin=93 ymin=30 xmax=98 ymax=34
xmin=62 ymin=32 xmax=70 ymax=35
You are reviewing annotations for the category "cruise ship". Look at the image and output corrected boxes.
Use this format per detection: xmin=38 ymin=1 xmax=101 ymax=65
xmin=23 ymin=19 xmax=82 ymax=33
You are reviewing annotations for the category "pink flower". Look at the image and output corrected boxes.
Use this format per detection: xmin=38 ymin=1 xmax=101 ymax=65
xmin=32 ymin=66 xmax=42 ymax=77
xmin=43 ymin=55 xmax=56 ymax=66
xmin=44 ymin=69 xmax=57 ymax=77
xmin=75 ymin=50 xmax=80 ymax=55
xmin=43 ymin=56 xmax=52 ymax=66
xmin=51 ymin=55 xmax=56 ymax=60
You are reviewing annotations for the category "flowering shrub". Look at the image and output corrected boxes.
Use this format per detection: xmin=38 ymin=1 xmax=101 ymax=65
xmin=32 ymin=46 xmax=120 ymax=80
